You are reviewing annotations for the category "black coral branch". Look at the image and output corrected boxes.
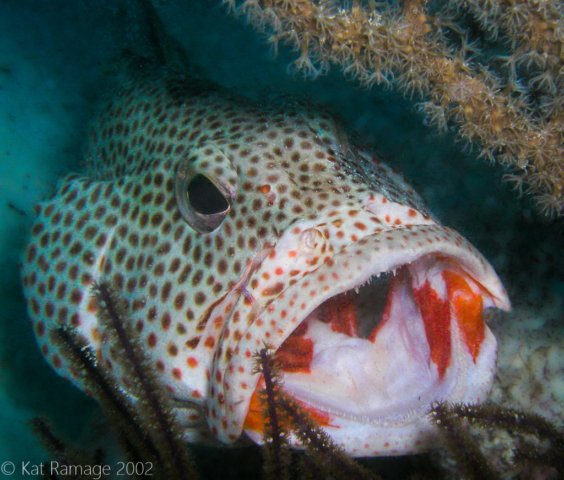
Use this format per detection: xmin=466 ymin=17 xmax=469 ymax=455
xmin=254 ymin=346 xmax=380 ymax=480
xmin=430 ymin=401 xmax=564 ymax=479
xmin=50 ymin=282 xmax=198 ymax=480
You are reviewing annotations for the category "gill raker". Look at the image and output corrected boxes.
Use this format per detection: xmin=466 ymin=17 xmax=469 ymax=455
xmin=21 ymin=74 xmax=510 ymax=456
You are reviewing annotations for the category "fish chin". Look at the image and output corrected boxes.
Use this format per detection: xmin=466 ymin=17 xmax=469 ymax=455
xmin=242 ymin=224 xmax=510 ymax=456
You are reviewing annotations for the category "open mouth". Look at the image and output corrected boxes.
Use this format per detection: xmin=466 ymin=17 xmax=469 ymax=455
xmin=245 ymin=251 xmax=501 ymax=431
xmin=235 ymin=224 xmax=509 ymax=450
xmin=278 ymin=255 xmax=487 ymax=419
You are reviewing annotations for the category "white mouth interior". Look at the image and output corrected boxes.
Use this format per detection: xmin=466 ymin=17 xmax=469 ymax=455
xmin=277 ymin=257 xmax=474 ymax=425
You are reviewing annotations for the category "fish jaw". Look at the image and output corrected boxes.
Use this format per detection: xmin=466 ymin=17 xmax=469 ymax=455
xmin=210 ymin=222 xmax=509 ymax=456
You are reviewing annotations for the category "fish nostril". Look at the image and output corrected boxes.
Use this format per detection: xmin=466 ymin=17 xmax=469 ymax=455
xmin=299 ymin=228 xmax=322 ymax=251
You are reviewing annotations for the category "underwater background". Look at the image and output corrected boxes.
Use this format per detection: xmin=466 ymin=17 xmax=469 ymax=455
xmin=1 ymin=0 xmax=562 ymax=478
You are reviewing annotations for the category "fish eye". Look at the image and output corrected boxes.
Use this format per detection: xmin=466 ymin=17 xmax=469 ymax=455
xmin=187 ymin=174 xmax=230 ymax=215
xmin=175 ymin=150 xmax=237 ymax=234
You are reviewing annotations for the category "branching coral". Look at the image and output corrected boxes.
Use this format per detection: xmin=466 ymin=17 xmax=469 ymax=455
xmin=47 ymin=282 xmax=199 ymax=480
xmin=222 ymin=0 xmax=564 ymax=217
xmin=253 ymin=346 xmax=381 ymax=480
xmin=37 ymin=286 xmax=383 ymax=480
xmin=31 ymin=417 xmax=106 ymax=480
xmin=35 ymin=285 xmax=564 ymax=480
xmin=430 ymin=401 xmax=564 ymax=479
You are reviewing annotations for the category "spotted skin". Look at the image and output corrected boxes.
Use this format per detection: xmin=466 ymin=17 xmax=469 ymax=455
xmin=21 ymin=75 xmax=510 ymax=456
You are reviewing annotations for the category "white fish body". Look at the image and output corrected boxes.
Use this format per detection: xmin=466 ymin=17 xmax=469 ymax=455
xmin=21 ymin=75 xmax=510 ymax=456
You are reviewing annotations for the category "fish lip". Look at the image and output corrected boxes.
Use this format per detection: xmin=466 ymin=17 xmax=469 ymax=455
xmin=281 ymin=224 xmax=511 ymax=317
xmin=223 ymin=223 xmax=510 ymax=441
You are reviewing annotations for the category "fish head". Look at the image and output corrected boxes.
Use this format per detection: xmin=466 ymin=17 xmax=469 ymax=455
xmin=21 ymin=77 xmax=510 ymax=457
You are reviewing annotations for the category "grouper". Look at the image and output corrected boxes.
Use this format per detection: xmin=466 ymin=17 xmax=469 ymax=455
xmin=21 ymin=74 xmax=510 ymax=456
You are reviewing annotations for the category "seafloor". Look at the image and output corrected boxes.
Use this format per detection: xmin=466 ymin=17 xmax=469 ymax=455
xmin=0 ymin=0 xmax=562 ymax=479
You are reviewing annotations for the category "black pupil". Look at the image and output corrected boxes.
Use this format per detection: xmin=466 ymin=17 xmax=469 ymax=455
xmin=187 ymin=175 xmax=229 ymax=215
